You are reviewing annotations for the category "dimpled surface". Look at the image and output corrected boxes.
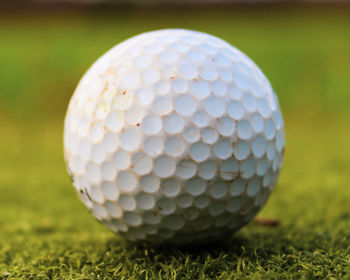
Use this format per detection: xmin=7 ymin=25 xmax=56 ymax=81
xmin=64 ymin=29 xmax=285 ymax=244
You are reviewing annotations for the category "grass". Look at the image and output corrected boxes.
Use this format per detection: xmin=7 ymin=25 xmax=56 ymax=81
xmin=1 ymin=5 xmax=350 ymax=279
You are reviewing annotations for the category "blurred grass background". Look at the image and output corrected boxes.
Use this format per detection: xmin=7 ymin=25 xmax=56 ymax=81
xmin=2 ymin=5 xmax=350 ymax=122
xmin=1 ymin=3 xmax=350 ymax=278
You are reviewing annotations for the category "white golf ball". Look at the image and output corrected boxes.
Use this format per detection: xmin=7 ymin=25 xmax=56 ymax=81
xmin=64 ymin=29 xmax=285 ymax=244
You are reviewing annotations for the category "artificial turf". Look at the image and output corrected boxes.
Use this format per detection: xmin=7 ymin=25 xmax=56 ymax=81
xmin=1 ymin=5 xmax=350 ymax=279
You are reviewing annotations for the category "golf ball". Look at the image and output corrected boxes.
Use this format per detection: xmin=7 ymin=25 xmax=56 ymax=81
xmin=64 ymin=29 xmax=285 ymax=244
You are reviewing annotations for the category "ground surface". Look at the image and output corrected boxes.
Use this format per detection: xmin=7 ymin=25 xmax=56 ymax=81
xmin=1 ymin=5 xmax=350 ymax=279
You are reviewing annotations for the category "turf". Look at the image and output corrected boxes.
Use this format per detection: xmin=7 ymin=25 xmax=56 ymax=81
xmin=1 ymin=5 xmax=350 ymax=279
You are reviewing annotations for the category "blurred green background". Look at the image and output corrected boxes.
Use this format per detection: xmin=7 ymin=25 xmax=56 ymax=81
xmin=1 ymin=3 xmax=350 ymax=278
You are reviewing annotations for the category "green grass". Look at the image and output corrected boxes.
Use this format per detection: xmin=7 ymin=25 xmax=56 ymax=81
xmin=1 ymin=5 xmax=350 ymax=279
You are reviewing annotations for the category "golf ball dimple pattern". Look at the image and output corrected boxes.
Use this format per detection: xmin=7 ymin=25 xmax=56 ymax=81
xmin=64 ymin=29 xmax=285 ymax=244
